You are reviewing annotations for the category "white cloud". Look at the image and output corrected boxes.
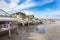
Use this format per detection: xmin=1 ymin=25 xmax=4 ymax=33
xmin=0 ymin=0 xmax=35 ymax=13
xmin=1 ymin=0 xmax=60 ymax=19
xmin=29 ymin=10 xmax=60 ymax=19
xmin=22 ymin=10 xmax=34 ymax=15
xmin=0 ymin=0 xmax=19 ymax=11
xmin=33 ymin=0 xmax=54 ymax=6
xmin=0 ymin=0 xmax=54 ymax=13
xmin=13 ymin=3 xmax=35 ymax=10
xmin=13 ymin=0 xmax=54 ymax=10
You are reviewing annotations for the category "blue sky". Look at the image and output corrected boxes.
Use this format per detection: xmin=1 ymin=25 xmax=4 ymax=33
xmin=0 ymin=0 xmax=60 ymax=19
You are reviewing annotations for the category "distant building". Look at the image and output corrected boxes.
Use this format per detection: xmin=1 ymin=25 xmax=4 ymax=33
xmin=11 ymin=12 xmax=26 ymax=18
xmin=27 ymin=15 xmax=34 ymax=19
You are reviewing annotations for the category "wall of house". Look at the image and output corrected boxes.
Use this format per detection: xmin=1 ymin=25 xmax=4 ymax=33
xmin=11 ymin=13 xmax=23 ymax=18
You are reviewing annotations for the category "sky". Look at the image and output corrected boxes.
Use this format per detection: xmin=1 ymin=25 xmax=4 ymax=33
xmin=0 ymin=0 xmax=60 ymax=19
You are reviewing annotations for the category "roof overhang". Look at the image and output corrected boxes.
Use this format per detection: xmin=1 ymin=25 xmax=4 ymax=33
xmin=0 ymin=17 xmax=17 ymax=21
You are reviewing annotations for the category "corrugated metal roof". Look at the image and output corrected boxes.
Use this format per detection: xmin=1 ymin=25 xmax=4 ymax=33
xmin=0 ymin=9 xmax=10 ymax=17
xmin=0 ymin=9 xmax=17 ymax=21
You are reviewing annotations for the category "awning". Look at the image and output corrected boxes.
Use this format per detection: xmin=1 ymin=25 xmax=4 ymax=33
xmin=0 ymin=17 xmax=17 ymax=21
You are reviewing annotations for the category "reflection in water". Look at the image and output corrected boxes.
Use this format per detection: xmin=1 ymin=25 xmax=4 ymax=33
xmin=1 ymin=21 xmax=60 ymax=40
xmin=37 ymin=21 xmax=60 ymax=40
xmin=0 ymin=25 xmax=37 ymax=40
xmin=36 ymin=27 xmax=45 ymax=34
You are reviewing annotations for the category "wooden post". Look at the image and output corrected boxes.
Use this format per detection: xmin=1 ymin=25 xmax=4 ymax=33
xmin=16 ymin=26 xmax=19 ymax=35
xmin=8 ymin=24 xmax=11 ymax=39
xmin=22 ymin=23 xmax=25 ymax=26
xmin=28 ymin=22 xmax=29 ymax=26
xmin=28 ymin=17 xmax=29 ymax=26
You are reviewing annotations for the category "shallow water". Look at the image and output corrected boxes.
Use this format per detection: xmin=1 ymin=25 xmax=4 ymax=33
xmin=0 ymin=25 xmax=37 ymax=40
xmin=1 ymin=21 xmax=60 ymax=40
xmin=37 ymin=21 xmax=60 ymax=40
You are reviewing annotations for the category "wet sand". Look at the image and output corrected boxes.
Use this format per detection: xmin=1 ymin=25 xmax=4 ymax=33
xmin=1 ymin=21 xmax=60 ymax=40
